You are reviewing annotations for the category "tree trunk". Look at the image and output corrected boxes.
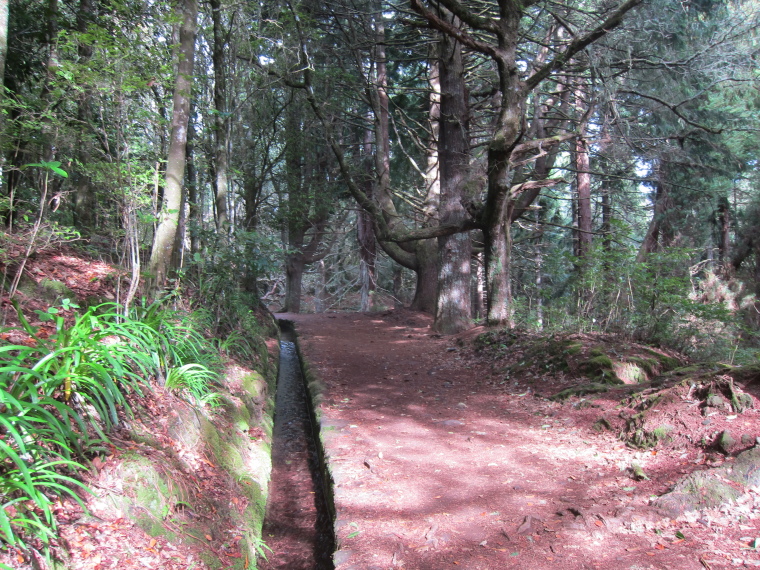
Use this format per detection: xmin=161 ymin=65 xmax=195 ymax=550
xmin=484 ymin=213 xmax=513 ymax=326
xmin=472 ymin=252 xmax=485 ymax=320
xmin=574 ymin=82 xmax=592 ymax=259
xmin=601 ymin=188 xmax=611 ymax=253
xmin=637 ymin=160 xmax=674 ymax=263
xmin=0 ymin=0 xmax=7 ymax=86
xmin=186 ymin=110 xmax=199 ymax=256
xmin=423 ymin=47 xmax=441 ymax=219
xmin=73 ymin=0 xmax=95 ymax=232
xmin=284 ymin=254 xmax=305 ymax=313
xmin=434 ymin=23 xmax=471 ymax=334
xmin=534 ymin=209 xmax=544 ymax=330
xmin=393 ymin=264 xmax=403 ymax=309
xmin=210 ymin=0 xmax=229 ymax=232
xmin=717 ymin=196 xmax=731 ymax=276
xmin=315 ymin=260 xmax=328 ymax=313
xmin=147 ymin=0 xmax=196 ymax=293
xmin=359 ymin=125 xmax=376 ymax=312
xmin=409 ymin=239 xmax=438 ymax=313
xmin=575 ymin=137 xmax=592 ymax=258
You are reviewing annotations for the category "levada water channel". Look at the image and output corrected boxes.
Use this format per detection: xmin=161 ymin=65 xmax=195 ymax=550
xmin=258 ymin=321 xmax=335 ymax=569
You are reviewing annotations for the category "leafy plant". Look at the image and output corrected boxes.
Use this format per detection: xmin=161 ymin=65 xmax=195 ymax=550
xmin=165 ymin=363 xmax=220 ymax=406
xmin=0 ymin=298 xmax=222 ymax=552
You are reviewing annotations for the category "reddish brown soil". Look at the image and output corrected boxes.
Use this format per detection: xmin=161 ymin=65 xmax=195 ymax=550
xmin=286 ymin=310 xmax=760 ymax=570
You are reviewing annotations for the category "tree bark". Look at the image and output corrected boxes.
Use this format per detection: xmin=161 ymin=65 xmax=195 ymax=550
xmin=434 ymin=22 xmax=472 ymax=334
xmin=575 ymin=115 xmax=592 ymax=258
xmin=210 ymin=0 xmax=229 ymax=231
xmin=409 ymin=239 xmax=438 ymax=313
xmin=0 ymin=0 xmax=7 ymax=86
xmin=73 ymin=0 xmax=96 ymax=232
xmin=147 ymin=0 xmax=196 ymax=293
xmin=637 ymin=159 xmax=674 ymax=263
xmin=284 ymin=254 xmax=305 ymax=313
xmin=717 ymin=196 xmax=731 ymax=276
xmin=411 ymin=0 xmax=643 ymax=325
xmin=359 ymin=124 xmax=377 ymax=312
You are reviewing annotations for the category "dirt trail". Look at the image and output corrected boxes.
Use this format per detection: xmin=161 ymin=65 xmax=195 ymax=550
xmin=285 ymin=310 xmax=760 ymax=570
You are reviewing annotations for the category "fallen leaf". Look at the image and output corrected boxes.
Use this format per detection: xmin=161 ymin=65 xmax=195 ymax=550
xmin=205 ymin=534 xmax=212 ymax=541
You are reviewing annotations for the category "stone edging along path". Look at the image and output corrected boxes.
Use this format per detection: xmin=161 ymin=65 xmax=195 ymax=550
xmin=285 ymin=311 xmax=760 ymax=570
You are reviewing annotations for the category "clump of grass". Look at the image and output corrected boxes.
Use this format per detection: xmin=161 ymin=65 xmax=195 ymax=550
xmin=0 ymin=298 xmax=219 ymax=555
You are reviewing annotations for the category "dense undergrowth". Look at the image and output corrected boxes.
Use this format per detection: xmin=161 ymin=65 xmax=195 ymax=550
xmin=0 ymin=295 xmax=242 ymax=566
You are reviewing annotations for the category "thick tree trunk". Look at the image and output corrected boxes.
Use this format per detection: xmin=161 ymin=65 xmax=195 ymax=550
xmin=637 ymin=161 xmax=674 ymax=263
xmin=147 ymin=0 xmax=196 ymax=293
xmin=484 ymin=214 xmax=513 ymax=326
xmin=284 ymin=254 xmax=305 ymax=313
xmin=434 ymin=24 xmax=471 ymax=334
xmin=409 ymin=239 xmax=438 ymax=313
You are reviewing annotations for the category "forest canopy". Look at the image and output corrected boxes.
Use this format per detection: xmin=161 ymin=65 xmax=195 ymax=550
xmin=2 ymin=0 xmax=760 ymax=359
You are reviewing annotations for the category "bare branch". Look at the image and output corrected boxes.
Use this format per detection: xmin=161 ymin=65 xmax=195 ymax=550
xmin=526 ymin=0 xmax=644 ymax=91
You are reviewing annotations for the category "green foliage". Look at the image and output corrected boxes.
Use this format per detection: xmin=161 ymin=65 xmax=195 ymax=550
xmin=184 ymin=229 xmax=280 ymax=334
xmin=165 ymin=364 xmax=220 ymax=407
xmin=0 ymin=298 xmax=219 ymax=553
xmin=556 ymin=245 xmax=748 ymax=360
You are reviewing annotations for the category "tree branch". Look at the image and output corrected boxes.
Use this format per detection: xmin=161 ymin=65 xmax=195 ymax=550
xmin=618 ymin=89 xmax=724 ymax=135
xmin=525 ymin=0 xmax=644 ymax=91
xmin=410 ymin=0 xmax=497 ymax=56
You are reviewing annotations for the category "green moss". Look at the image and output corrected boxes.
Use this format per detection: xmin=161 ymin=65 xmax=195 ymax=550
xmin=37 ymin=278 xmax=74 ymax=302
xmin=593 ymin=417 xmax=612 ymax=431
xmin=578 ymin=348 xmax=621 ymax=384
xmin=242 ymin=371 xmax=265 ymax=398
xmin=642 ymin=347 xmax=680 ymax=370
xmin=117 ymin=454 xmax=187 ymax=542
xmin=551 ymin=383 xmax=609 ymax=401
xmin=628 ymin=357 xmax=657 ymax=377
xmin=652 ymin=424 xmax=673 ymax=442
xmin=615 ymin=361 xmax=648 ymax=384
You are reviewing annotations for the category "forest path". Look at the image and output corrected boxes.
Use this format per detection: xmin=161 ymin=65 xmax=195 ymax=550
xmin=282 ymin=310 xmax=739 ymax=570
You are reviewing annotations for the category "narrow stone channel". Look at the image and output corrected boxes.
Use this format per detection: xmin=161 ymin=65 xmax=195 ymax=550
xmin=258 ymin=323 xmax=335 ymax=570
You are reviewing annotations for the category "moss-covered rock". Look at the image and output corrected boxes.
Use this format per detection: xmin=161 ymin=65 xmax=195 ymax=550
xmin=551 ymin=383 xmax=610 ymax=401
xmin=654 ymin=446 xmax=760 ymax=517
xmin=578 ymin=348 xmax=621 ymax=384
xmin=716 ymin=430 xmax=737 ymax=454
xmin=81 ymin=323 xmax=279 ymax=569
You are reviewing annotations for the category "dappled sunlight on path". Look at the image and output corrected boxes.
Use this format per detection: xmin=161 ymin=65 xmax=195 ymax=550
xmin=281 ymin=310 xmax=747 ymax=570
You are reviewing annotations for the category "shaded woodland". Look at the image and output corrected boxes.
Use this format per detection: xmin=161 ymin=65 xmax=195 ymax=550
xmin=2 ymin=0 xmax=760 ymax=354
xmin=3 ymin=0 xmax=760 ymax=565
